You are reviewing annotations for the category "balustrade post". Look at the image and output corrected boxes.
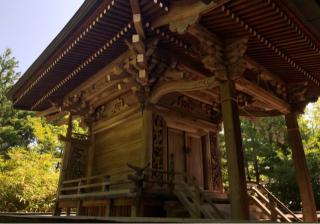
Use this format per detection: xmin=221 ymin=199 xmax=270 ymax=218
xmin=76 ymin=180 xmax=84 ymax=215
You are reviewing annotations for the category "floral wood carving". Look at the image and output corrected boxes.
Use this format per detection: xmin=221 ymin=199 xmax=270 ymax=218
xmin=209 ymin=132 xmax=223 ymax=192
xmin=171 ymin=95 xmax=214 ymax=119
xmin=110 ymin=98 xmax=129 ymax=115
xmin=152 ymin=114 xmax=166 ymax=181
xmin=67 ymin=145 xmax=87 ymax=180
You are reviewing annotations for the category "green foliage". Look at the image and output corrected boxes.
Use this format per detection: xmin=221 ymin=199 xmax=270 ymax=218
xmin=0 ymin=148 xmax=59 ymax=212
xmin=28 ymin=116 xmax=66 ymax=155
xmin=0 ymin=48 xmax=65 ymax=212
xmin=0 ymin=49 xmax=34 ymax=154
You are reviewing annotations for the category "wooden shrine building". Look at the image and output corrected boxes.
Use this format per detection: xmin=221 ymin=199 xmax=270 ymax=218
xmin=8 ymin=0 xmax=320 ymax=222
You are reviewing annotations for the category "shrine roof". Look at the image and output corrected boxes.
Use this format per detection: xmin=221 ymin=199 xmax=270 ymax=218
xmin=8 ymin=0 xmax=320 ymax=112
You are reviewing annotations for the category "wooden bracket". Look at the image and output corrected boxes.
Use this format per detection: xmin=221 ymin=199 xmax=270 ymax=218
xmin=150 ymin=71 xmax=219 ymax=104
xmin=130 ymin=0 xmax=145 ymax=39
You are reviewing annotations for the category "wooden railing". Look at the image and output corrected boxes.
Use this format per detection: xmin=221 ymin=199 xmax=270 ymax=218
xmin=59 ymin=171 xmax=132 ymax=200
xmin=247 ymin=182 xmax=302 ymax=222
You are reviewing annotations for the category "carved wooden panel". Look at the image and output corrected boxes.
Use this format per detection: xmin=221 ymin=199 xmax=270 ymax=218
xmin=159 ymin=93 xmax=214 ymax=122
xmin=209 ymin=132 xmax=223 ymax=192
xmin=67 ymin=144 xmax=88 ymax=180
xmin=152 ymin=114 xmax=166 ymax=172
xmin=93 ymin=93 xmax=138 ymax=122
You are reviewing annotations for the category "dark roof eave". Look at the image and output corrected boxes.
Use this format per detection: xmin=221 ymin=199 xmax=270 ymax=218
xmin=7 ymin=0 xmax=100 ymax=101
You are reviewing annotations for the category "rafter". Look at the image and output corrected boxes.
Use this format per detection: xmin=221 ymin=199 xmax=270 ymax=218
xmin=220 ymin=5 xmax=320 ymax=87
xmin=13 ymin=0 xmax=122 ymax=106
xmin=31 ymin=22 xmax=133 ymax=110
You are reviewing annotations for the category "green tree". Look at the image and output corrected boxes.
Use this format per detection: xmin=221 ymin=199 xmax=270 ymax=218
xmin=0 ymin=49 xmax=34 ymax=154
xmin=0 ymin=148 xmax=59 ymax=212
xmin=0 ymin=48 xmax=67 ymax=212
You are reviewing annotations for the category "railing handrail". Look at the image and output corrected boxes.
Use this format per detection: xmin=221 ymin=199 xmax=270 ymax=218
xmin=62 ymin=173 xmax=109 ymax=185
xmin=247 ymin=181 xmax=302 ymax=222
xmin=62 ymin=169 xmax=132 ymax=185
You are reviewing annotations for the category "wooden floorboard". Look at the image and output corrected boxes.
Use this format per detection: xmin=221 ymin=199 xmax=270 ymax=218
xmin=0 ymin=214 xmax=233 ymax=223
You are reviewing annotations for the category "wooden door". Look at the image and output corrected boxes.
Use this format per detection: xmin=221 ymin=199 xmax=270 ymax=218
xmin=186 ymin=134 xmax=204 ymax=188
xmin=168 ymin=128 xmax=186 ymax=179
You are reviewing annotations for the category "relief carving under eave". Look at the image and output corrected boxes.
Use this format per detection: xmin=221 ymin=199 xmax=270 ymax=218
xmin=160 ymin=93 xmax=216 ymax=122
xmin=91 ymin=94 xmax=137 ymax=123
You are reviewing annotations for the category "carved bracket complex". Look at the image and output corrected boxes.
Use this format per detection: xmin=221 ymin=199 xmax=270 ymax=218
xmin=150 ymin=74 xmax=219 ymax=104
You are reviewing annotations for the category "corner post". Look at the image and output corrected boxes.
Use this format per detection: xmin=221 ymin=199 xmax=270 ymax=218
xmin=53 ymin=114 xmax=73 ymax=216
xmin=220 ymin=79 xmax=249 ymax=220
xmin=285 ymin=112 xmax=317 ymax=222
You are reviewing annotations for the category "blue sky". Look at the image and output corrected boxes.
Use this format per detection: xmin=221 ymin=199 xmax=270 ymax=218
xmin=0 ymin=0 xmax=84 ymax=74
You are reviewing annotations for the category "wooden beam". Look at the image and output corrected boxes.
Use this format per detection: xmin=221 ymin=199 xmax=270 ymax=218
xmin=220 ymin=79 xmax=249 ymax=220
xmin=153 ymin=105 xmax=217 ymax=132
xmin=36 ymin=106 xmax=60 ymax=117
xmin=285 ymin=113 xmax=317 ymax=222
xmin=150 ymin=74 xmax=219 ymax=104
xmin=235 ymin=78 xmax=290 ymax=114
xmin=132 ymin=34 xmax=145 ymax=54
xmin=181 ymin=91 xmax=214 ymax=106
xmin=106 ymin=73 xmax=128 ymax=82
xmin=130 ymin=0 xmax=145 ymax=39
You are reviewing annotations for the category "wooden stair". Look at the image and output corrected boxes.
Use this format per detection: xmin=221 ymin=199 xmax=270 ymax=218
xmin=173 ymin=179 xmax=224 ymax=219
xmin=247 ymin=182 xmax=302 ymax=222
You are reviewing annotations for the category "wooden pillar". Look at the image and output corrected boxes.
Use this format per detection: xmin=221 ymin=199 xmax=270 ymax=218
xmin=285 ymin=113 xmax=317 ymax=222
xmin=53 ymin=114 xmax=73 ymax=216
xmin=220 ymin=79 xmax=249 ymax=220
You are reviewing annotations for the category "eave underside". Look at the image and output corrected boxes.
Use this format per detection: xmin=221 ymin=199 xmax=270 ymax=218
xmin=9 ymin=0 xmax=320 ymax=117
